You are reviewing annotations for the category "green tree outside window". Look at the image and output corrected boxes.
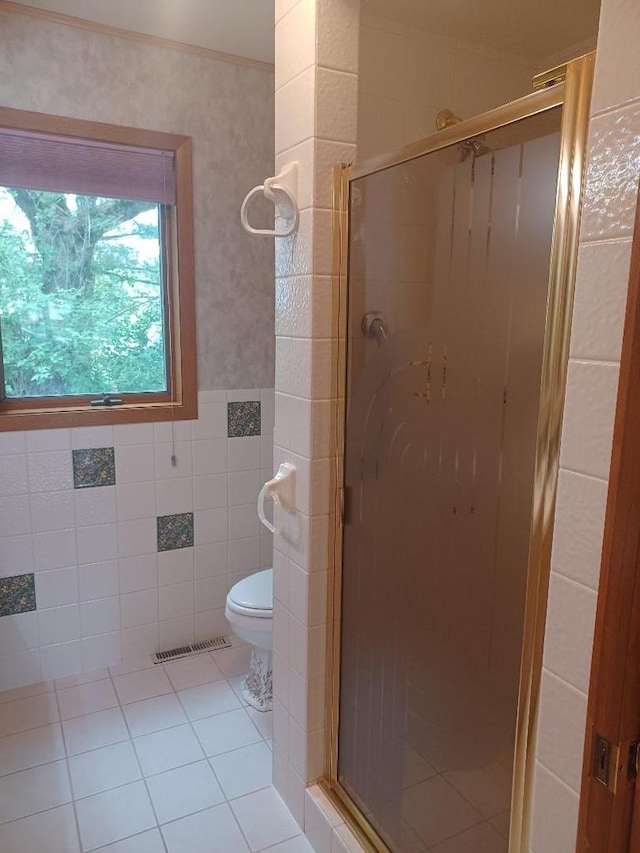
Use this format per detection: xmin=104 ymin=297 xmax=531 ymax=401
xmin=0 ymin=187 xmax=167 ymax=398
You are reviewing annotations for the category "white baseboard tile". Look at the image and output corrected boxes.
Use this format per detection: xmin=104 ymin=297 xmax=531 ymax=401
xmin=304 ymin=785 xmax=365 ymax=853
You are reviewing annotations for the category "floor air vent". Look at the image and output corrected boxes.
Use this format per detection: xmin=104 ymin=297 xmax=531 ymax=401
xmin=152 ymin=635 xmax=232 ymax=664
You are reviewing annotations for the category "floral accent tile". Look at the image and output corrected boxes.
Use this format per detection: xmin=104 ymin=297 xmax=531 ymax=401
xmin=73 ymin=447 xmax=116 ymax=489
xmin=0 ymin=574 xmax=36 ymax=617
xmin=157 ymin=512 xmax=194 ymax=552
xmin=228 ymin=401 xmax=261 ymax=438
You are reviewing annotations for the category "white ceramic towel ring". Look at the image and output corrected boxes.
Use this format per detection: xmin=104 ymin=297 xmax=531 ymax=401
xmin=241 ymin=162 xmax=299 ymax=238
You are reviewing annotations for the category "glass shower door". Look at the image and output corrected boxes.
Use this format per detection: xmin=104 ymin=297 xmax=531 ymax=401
xmin=338 ymin=108 xmax=563 ymax=852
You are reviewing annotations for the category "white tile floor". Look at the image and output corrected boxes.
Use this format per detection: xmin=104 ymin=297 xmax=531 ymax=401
xmin=0 ymin=646 xmax=314 ymax=853
xmin=398 ymin=746 xmax=510 ymax=852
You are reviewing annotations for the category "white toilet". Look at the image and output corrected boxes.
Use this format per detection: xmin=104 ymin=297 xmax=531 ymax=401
xmin=225 ymin=568 xmax=273 ymax=711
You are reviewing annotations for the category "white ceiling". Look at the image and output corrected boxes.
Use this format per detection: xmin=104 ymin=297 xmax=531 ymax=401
xmin=363 ymin=0 xmax=601 ymax=64
xmin=9 ymin=0 xmax=601 ymax=68
xmin=8 ymin=0 xmax=276 ymax=64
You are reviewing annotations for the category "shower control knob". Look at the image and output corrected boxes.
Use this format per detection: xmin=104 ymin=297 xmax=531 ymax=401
xmin=361 ymin=311 xmax=390 ymax=343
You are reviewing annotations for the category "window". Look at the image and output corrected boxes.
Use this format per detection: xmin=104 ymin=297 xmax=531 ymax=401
xmin=0 ymin=107 xmax=196 ymax=430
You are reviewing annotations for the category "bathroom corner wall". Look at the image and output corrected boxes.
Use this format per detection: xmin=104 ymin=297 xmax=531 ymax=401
xmin=0 ymin=10 xmax=276 ymax=690
xmin=272 ymin=0 xmax=359 ymax=828
xmin=530 ymin=1 xmax=640 ymax=850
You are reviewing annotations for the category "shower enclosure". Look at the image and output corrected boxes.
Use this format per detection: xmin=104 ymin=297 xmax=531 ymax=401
xmin=327 ymin=55 xmax=594 ymax=852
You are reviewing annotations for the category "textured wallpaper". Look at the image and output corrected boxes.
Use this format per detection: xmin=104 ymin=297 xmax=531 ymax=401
xmin=0 ymin=10 xmax=275 ymax=390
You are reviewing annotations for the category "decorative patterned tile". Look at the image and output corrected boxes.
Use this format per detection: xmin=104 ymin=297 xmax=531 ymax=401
xmin=157 ymin=513 xmax=194 ymax=552
xmin=73 ymin=448 xmax=116 ymax=489
xmin=228 ymin=402 xmax=261 ymax=438
xmin=0 ymin=573 xmax=36 ymax=617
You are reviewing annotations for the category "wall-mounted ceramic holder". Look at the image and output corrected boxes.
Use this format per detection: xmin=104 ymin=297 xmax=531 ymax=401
xmin=257 ymin=462 xmax=296 ymax=534
xmin=240 ymin=162 xmax=299 ymax=237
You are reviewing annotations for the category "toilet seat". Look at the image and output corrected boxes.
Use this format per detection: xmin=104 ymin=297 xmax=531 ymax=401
xmin=227 ymin=569 xmax=272 ymax=618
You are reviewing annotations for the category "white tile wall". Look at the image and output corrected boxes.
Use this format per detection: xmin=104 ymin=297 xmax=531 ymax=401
xmin=0 ymin=389 xmax=274 ymax=691
xmin=305 ymin=786 xmax=363 ymax=853
xmin=273 ymin=0 xmax=359 ymax=838
xmin=530 ymin=0 xmax=640 ymax=849
xmin=271 ymin=1 xmax=639 ymax=851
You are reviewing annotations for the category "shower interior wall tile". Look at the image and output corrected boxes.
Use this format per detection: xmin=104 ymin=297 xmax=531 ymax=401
xmin=531 ymin=0 xmax=640 ymax=848
xmin=0 ymin=390 xmax=274 ymax=692
xmin=451 ymin=49 xmax=533 ymax=119
xmin=357 ymin=12 xmax=537 ymax=160
xmin=358 ymin=94 xmax=406 ymax=163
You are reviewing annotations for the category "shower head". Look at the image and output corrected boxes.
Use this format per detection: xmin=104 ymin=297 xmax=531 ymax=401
xmin=435 ymin=110 xmax=491 ymax=162
xmin=459 ymin=136 xmax=491 ymax=162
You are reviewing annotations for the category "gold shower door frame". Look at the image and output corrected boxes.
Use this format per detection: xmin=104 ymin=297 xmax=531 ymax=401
xmin=324 ymin=53 xmax=595 ymax=853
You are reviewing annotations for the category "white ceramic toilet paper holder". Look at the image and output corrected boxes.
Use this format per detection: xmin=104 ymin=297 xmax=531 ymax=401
xmin=257 ymin=462 xmax=296 ymax=534
xmin=240 ymin=162 xmax=299 ymax=237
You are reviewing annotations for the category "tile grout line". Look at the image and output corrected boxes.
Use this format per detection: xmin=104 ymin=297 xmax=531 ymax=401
xmin=535 ymin=757 xmax=582 ymax=798
xmin=225 ymin=784 xmax=258 ymax=852
xmin=162 ymin=658 xmax=276 ymax=851
xmin=105 ymin=665 xmax=170 ymax=853
xmin=0 ymin=655 xmax=286 ymax=850
xmin=51 ymin=675 xmax=84 ymax=853
xmin=0 ymin=681 xmax=55 ymax=707
xmin=118 ymin=659 xmax=267 ymax=852
xmin=540 ymin=666 xmax=588 ymax=701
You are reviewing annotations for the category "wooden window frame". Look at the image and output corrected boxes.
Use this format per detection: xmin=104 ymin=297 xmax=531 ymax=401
xmin=0 ymin=106 xmax=197 ymax=431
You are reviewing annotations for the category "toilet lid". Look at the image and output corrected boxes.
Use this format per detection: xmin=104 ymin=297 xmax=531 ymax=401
xmin=228 ymin=569 xmax=273 ymax=613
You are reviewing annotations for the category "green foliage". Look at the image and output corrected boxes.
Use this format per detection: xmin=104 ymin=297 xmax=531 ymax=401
xmin=0 ymin=189 xmax=166 ymax=398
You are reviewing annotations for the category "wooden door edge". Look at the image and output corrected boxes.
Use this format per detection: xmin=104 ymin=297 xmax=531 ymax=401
xmin=576 ymin=188 xmax=640 ymax=851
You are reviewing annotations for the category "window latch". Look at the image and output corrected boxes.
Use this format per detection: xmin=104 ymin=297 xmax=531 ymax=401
xmin=90 ymin=394 xmax=123 ymax=407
